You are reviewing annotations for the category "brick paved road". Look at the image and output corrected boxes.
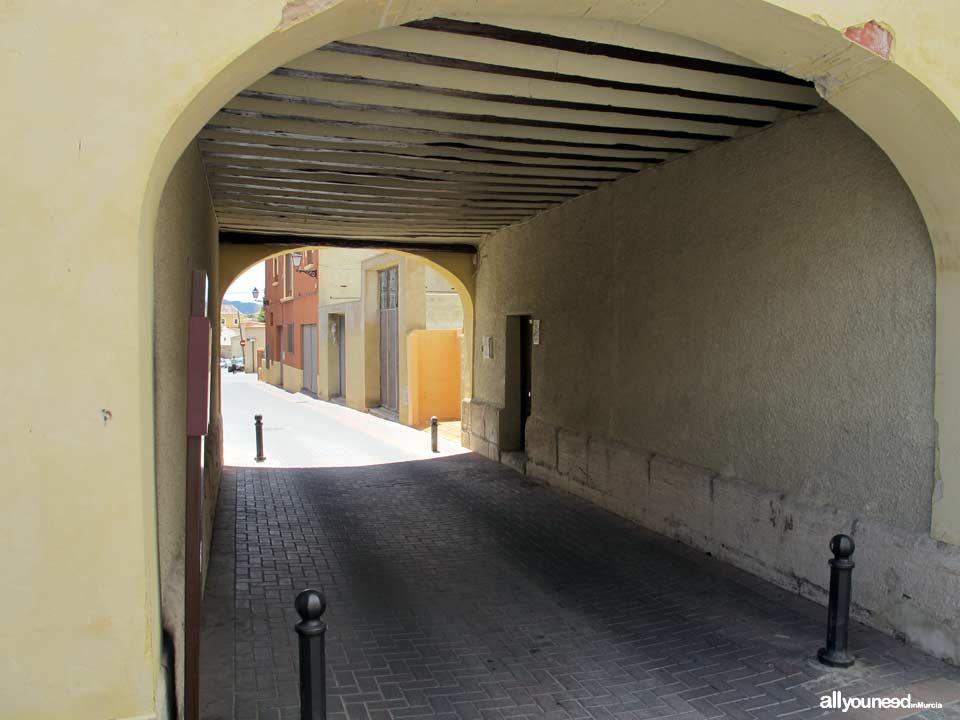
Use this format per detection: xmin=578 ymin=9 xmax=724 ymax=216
xmin=200 ymin=456 xmax=959 ymax=720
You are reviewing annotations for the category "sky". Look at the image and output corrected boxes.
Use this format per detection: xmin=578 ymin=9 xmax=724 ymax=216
xmin=222 ymin=263 xmax=266 ymax=305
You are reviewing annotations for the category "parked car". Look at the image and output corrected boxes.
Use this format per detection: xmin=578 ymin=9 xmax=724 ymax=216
xmin=228 ymin=357 xmax=244 ymax=373
xmin=219 ymin=358 xmax=230 ymax=369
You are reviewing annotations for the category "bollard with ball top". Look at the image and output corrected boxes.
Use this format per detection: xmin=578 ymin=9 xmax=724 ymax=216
xmin=818 ymin=534 xmax=856 ymax=668
xmin=254 ymin=414 xmax=266 ymax=463
xmin=295 ymin=589 xmax=328 ymax=720
xmin=431 ymin=416 xmax=439 ymax=453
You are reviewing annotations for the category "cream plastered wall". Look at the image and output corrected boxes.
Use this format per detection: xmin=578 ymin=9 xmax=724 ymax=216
xmin=319 ymin=302 xmax=366 ymax=408
xmin=3 ymin=2 xmax=960 ymax=718
xmin=152 ymin=141 xmax=221 ymax=717
xmin=362 ymin=253 xmax=427 ymax=423
xmin=474 ymin=109 xmax=936 ymax=531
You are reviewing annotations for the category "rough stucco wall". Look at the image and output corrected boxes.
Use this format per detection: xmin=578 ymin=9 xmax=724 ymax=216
xmin=474 ymin=109 xmax=935 ymax=532
xmin=153 ymin=141 xmax=220 ymax=716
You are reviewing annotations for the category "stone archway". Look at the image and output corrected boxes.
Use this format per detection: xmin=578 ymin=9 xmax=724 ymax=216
xmin=143 ymin=1 xmax=960 ymax=548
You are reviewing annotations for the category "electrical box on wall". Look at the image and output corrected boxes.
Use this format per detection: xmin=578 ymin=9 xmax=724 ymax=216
xmin=481 ymin=335 xmax=494 ymax=359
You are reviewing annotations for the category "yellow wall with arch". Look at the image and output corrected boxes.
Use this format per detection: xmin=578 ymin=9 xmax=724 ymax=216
xmin=5 ymin=1 xmax=960 ymax=718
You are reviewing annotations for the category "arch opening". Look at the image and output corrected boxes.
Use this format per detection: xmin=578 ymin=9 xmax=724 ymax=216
xmin=142 ymin=3 xmax=960 ymax=717
xmin=143 ymin=1 xmax=960 ymax=550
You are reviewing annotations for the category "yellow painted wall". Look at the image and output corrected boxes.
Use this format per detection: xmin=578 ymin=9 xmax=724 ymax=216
xmin=408 ymin=330 xmax=463 ymax=427
xmin=281 ymin=364 xmax=304 ymax=393
xmin=152 ymin=142 xmax=221 ymax=717
xmin=5 ymin=2 xmax=960 ymax=717
xmin=260 ymin=361 xmax=281 ymax=387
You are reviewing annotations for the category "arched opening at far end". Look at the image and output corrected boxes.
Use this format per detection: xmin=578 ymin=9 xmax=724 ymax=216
xmin=217 ymin=242 xmax=475 ymax=438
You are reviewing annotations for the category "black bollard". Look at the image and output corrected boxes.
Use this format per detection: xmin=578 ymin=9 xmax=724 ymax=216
xmin=295 ymin=589 xmax=328 ymax=720
xmin=431 ymin=416 xmax=439 ymax=453
xmin=818 ymin=534 xmax=856 ymax=667
xmin=254 ymin=414 xmax=266 ymax=463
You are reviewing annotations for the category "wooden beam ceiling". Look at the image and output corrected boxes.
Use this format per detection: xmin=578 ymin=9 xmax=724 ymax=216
xmin=204 ymin=16 xmax=819 ymax=246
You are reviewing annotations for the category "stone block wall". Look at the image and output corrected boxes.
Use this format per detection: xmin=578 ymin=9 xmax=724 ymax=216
xmin=461 ymin=399 xmax=501 ymax=461
xmin=521 ymin=413 xmax=960 ymax=665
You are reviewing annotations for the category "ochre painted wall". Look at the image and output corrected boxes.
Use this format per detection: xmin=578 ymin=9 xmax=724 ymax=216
xmin=473 ymin=110 xmax=936 ymax=532
xmin=153 ymin=142 xmax=221 ymax=717
xmin=408 ymin=330 xmax=463 ymax=427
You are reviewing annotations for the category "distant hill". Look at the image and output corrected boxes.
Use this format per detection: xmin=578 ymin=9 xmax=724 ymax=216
xmin=225 ymin=301 xmax=262 ymax=316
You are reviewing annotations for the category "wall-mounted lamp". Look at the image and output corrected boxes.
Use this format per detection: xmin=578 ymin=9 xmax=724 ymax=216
xmin=251 ymin=287 xmax=260 ymax=300
xmin=292 ymin=251 xmax=317 ymax=278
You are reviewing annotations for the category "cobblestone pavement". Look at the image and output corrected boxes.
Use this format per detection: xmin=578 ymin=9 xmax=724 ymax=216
xmin=200 ymin=456 xmax=959 ymax=720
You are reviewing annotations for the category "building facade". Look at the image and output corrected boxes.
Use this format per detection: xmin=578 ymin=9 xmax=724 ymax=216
xmin=314 ymin=249 xmax=464 ymax=427
xmin=260 ymin=251 xmax=320 ymax=392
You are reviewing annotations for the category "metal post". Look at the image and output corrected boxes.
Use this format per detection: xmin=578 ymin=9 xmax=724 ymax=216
xmin=254 ymin=414 xmax=266 ymax=463
xmin=818 ymin=534 xmax=856 ymax=667
xmin=431 ymin=416 xmax=439 ymax=453
xmin=295 ymin=589 xmax=328 ymax=720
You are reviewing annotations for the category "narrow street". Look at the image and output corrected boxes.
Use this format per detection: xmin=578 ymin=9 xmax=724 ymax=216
xmin=221 ymin=372 xmax=468 ymax=468
xmin=201 ymin=375 xmax=960 ymax=720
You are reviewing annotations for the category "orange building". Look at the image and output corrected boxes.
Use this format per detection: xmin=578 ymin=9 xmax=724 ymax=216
xmin=260 ymin=251 xmax=320 ymax=393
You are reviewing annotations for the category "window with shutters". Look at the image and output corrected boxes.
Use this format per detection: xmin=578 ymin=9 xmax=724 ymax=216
xmin=287 ymin=323 xmax=294 ymax=353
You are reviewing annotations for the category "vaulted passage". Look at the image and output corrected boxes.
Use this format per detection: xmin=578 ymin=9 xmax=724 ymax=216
xmin=172 ymin=12 xmax=960 ymax=719
xmin=200 ymin=17 xmax=819 ymax=242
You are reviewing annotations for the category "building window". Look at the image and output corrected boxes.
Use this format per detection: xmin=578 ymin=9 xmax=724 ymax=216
xmin=220 ymin=318 xmax=225 ymax=326
xmin=287 ymin=323 xmax=294 ymax=353
xmin=272 ymin=257 xmax=279 ymax=280
xmin=284 ymin=253 xmax=294 ymax=297
xmin=233 ymin=317 xmax=239 ymax=325
xmin=378 ymin=266 xmax=398 ymax=309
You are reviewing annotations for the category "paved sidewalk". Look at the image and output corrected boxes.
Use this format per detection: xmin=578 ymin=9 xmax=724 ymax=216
xmin=200 ymin=455 xmax=959 ymax=720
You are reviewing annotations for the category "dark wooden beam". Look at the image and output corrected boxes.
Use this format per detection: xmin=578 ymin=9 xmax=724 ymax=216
xmin=207 ymin=169 xmax=584 ymax=197
xmin=272 ymin=67 xmax=769 ymax=128
xmin=199 ymin=138 xmax=652 ymax=173
xmin=238 ymin=90 xmax=732 ymax=141
xmin=202 ymin=149 xmax=622 ymax=181
xmin=324 ymin=43 xmax=817 ymax=112
xmin=204 ymin=161 xmax=603 ymax=191
xmin=405 ymin=18 xmax=811 ymax=86
xmin=220 ymin=229 xmax=478 ymax=253
xmin=211 ymin=188 xmax=552 ymax=213
xmin=208 ymin=180 xmax=563 ymax=206
xmin=204 ymin=123 xmax=683 ymax=162
xmin=220 ymin=107 xmax=696 ymax=152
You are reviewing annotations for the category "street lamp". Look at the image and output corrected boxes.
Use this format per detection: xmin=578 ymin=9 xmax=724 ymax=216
xmin=292 ymin=250 xmax=318 ymax=278
xmin=252 ymin=287 xmax=259 ymax=300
